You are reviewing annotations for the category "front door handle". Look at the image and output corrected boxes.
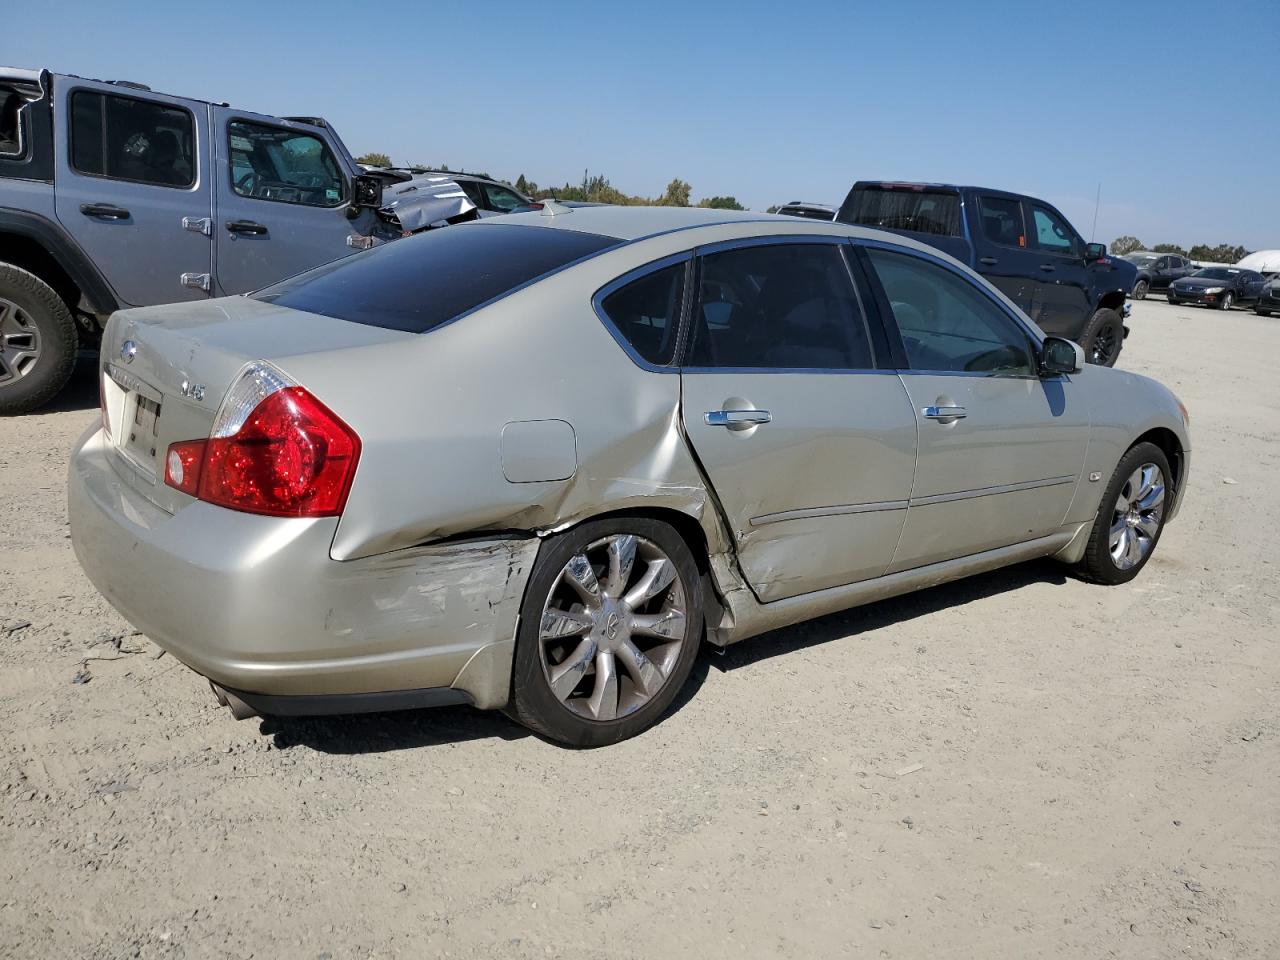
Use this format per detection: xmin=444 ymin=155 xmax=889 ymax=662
xmin=80 ymin=203 xmax=130 ymax=220
xmin=705 ymin=409 xmax=771 ymax=428
xmin=1039 ymin=264 xmax=1056 ymax=272
xmin=978 ymin=256 xmax=998 ymax=266
xmin=226 ymin=219 xmax=268 ymax=235
xmin=922 ymin=405 xmax=967 ymax=421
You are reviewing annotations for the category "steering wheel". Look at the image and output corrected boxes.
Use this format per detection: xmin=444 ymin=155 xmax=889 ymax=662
xmin=235 ymin=171 xmax=259 ymax=195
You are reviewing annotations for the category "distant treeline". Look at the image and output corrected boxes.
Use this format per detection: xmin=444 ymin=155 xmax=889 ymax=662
xmin=1111 ymin=235 xmax=1251 ymax=263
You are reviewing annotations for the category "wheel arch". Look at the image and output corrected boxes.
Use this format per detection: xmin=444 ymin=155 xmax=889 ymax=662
xmin=0 ymin=210 xmax=119 ymax=318
xmin=1132 ymin=426 xmax=1184 ymax=501
xmin=1096 ymin=289 xmax=1127 ymax=314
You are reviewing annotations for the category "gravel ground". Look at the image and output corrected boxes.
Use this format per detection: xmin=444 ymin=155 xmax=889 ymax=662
xmin=1 ymin=298 xmax=1277 ymax=959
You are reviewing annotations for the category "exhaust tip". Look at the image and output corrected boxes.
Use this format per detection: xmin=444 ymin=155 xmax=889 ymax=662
xmin=210 ymin=683 xmax=259 ymax=720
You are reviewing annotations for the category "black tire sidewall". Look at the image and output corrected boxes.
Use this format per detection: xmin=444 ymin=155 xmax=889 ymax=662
xmin=1083 ymin=308 xmax=1123 ymax=367
xmin=1133 ymin=280 xmax=1148 ymax=300
xmin=0 ymin=263 xmax=78 ymax=415
xmin=1080 ymin=441 xmax=1172 ymax=585
xmin=510 ymin=516 xmax=704 ymax=747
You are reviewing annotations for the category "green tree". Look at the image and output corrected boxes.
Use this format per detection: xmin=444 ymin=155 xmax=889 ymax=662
xmin=1110 ymin=235 xmax=1144 ymax=256
xmin=1187 ymin=243 xmax=1249 ymax=263
xmin=657 ymin=178 xmax=691 ymax=207
xmin=355 ymin=152 xmax=392 ymax=167
xmin=766 ymin=205 xmax=781 ymax=214
xmin=699 ymin=196 xmax=745 ymax=210
xmin=1152 ymin=243 xmax=1187 ymax=256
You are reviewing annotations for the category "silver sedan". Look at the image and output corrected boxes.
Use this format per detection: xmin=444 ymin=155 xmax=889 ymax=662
xmin=69 ymin=205 xmax=1190 ymax=747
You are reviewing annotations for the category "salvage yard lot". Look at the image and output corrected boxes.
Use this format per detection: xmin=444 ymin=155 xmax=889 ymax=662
xmin=1 ymin=299 xmax=1277 ymax=959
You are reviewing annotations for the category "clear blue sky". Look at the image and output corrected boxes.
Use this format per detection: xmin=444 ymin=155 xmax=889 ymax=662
xmin=4 ymin=0 xmax=1277 ymax=249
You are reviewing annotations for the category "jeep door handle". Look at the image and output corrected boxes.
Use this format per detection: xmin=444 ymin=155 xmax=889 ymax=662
xmin=80 ymin=203 xmax=130 ymax=220
xmin=226 ymin=220 xmax=268 ymax=235
xmin=922 ymin=405 xmax=967 ymax=421
xmin=705 ymin=409 xmax=771 ymax=428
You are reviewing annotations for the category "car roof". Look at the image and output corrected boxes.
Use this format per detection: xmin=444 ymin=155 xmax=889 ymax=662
xmin=491 ymin=205 xmax=783 ymax=241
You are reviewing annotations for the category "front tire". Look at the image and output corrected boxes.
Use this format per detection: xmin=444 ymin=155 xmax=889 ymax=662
xmin=0 ymin=263 xmax=78 ymax=416
xmin=1080 ymin=307 xmax=1124 ymax=367
xmin=1075 ymin=442 xmax=1172 ymax=585
xmin=510 ymin=516 xmax=704 ymax=747
xmin=1132 ymin=279 xmax=1149 ymax=300
xmin=1219 ymin=292 xmax=1234 ymax=311
xmin=1257 ymin=308 xmax=1272 ymax=317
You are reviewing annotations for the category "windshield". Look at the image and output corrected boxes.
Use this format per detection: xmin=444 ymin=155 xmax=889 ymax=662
xmin=256 ymin=223 xmax=620 ymax=332
xmin=1191 ymin=268 xmax=1236 ymax=281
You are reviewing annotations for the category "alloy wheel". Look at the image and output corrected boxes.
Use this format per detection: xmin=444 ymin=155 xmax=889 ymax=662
xmin=537 ymin=534 xmax=688 ymax=721
xmin=1221 ymin=292 xmax=1233 ymax=311
xmin=1089 ymin=325 xmax=1118 ymax=365
xmin=0 ymin=296 xmax=41 ymax=386
xmin=1109 ymin=462 xmax=1166 ymax=571
xmin=1133 ymin=280 xmax=1148 ymax=300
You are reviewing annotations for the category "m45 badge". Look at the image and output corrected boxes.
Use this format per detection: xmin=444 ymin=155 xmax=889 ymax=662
xmin=180 ymin=379 xmax=206 ymax=402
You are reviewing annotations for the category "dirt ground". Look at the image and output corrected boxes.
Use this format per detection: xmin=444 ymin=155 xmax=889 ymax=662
xmin=1 ymin=298 xmax=1276 ymax=959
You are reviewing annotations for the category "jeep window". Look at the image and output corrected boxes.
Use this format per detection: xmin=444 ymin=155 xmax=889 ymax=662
xmin=1030 ymin=205 xmax=1078 ymax=256
xmin=228 ymin=121 xmax=345 ymax=207
xmin=843 ymin=187 xmax=961 ymax=238
xmin=255 ymin=223 xmax=619 ymax=333
xmin=70 ymin=91 xmax=194 ymax=188
xmin=977 ymin=196 xmax=1024 ymax=247
xmin=0 ymin=91 xmax=26 ymax=158
xmin=483 ymin=183 xmax=528 ymax=213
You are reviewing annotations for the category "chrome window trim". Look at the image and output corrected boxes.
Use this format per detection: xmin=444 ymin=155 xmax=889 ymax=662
xmin=855 ymin=237 xmax=1047 ymax=379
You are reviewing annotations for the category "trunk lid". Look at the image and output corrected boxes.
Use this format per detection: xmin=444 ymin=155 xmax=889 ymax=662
xmin=99 ymin=296 xmax=410 ymax=514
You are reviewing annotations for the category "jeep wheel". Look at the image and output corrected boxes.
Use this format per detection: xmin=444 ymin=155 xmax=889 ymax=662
xmin=1132 ymin=279 xmax=1149 ymax=300
xmin=0 ymin=263 xmax=78 ymax=415
xmin=1080 ymin=307 xmax=1124 ymax=367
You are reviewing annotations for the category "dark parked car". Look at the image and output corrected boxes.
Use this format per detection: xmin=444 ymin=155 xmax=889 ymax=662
xmin=774 ymin=201 xmax=836 ymax=221
xmin=836 ymin=182 xmax=1135 ymax=365
xmin=1256 ymin=276 xmax=1280 ymax=316
xmin=1167 ymin=267 xmax=1267 ymax=310
xmin=1124 ymin=252 xmax=1195 ymax=299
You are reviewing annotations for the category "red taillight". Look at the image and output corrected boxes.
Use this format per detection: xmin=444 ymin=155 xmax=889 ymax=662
xmin=165 ymin=387 xmax=360 ymax=517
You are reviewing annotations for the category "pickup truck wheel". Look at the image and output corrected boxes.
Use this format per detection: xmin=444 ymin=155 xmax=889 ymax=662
xmin=1132 ymin=279 xmax=1149 ymax=300
xmin=1080 ymin=307 xmax=1123 ymax=367
xmin=0 ymin=263 xmax=78 ymax=416
xmin=1219 ymin=292 xmax=1233 ymax=311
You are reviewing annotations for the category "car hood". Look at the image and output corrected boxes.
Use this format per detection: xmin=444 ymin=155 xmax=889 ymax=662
xmin=1174 ymin=277 xmax=1228 ymax=289
xmin=379 ymin=175 xmax=477 ymax=232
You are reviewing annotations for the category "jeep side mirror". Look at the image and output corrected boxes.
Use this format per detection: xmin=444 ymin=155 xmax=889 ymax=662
xmin=351 ymin=174 xmax=384 ymax=209
xmin=1085 ymin=241 xmax=1107 ymax=261
xmin=1041 ymin=336 xmax=1084 ymax=375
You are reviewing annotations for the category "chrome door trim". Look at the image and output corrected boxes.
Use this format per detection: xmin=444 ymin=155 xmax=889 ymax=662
xmin=750 ymin=499 xmax=909 ymax=527
xmin=704 ymin=409 xmax=771 ymax=427
xmin=909 ymin=475 xmax=1076 ymax=507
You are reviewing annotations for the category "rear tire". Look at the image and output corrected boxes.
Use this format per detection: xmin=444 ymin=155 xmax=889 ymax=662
xmin=1080 ymin=307 xmax=1124 ymax=367
xmin=509 ymin=516 xmax=704 ymax=747
xmin=1075 ymin=441 xmax=1172 ymax=585
xmin=0 ymin=263 xmax=78 ymax=416
xmin=1132 ymin=279 xmax=1149 ymax=300
xmin=1257 ymin=308 xmax=1272 ymax=317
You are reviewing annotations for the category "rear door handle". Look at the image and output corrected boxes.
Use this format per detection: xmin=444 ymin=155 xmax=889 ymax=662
xmin=978 ymin=256 xmax=998 ymax=266
xmin=705 ymin=409 xmax=771 ymax=428
xmin=80 ymin=203 xmax=130 ymax=220
xmin=226 ymin=220 xmax=268 ymax=235
xmin=922 ymin=405 xmax=967 ymax=421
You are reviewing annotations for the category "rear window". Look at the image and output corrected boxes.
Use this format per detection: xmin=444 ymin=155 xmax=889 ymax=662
xmin=840 ymin=186 xmax=961 ymax=237
xmin=255 ymin=223 xmax=619 ymax=332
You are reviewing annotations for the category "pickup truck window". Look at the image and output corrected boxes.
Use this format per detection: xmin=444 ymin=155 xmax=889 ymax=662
xmin=867 ymin=248 xmax=1034 ymax=377
xmin=228 ymin=120 xmax=345 ymax=208
xmin=1030 ymin=205 xmax=1078 ymax=256
xmin=70 ymin=91 xmax=194 ymax=188
xmin=977 ymin=195 xmax=1024 ymax=247
xmin=844 ymin=187 xmax=961 ymax=238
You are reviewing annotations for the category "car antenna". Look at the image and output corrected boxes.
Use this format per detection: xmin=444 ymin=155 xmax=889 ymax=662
xmin=540 ymin=199 xmax=573 ymax=217
xmin=1090 ymin=182 xmax=1101 ymax=241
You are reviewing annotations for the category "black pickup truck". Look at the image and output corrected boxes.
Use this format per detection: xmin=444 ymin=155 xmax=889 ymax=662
xmin=836 ymin=182 xmax=1135 ymax=365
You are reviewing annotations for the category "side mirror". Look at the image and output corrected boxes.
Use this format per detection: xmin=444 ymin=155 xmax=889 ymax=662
xmin=1084 ymin=241 xmax=1107 ymax=261
xmin=351 ymin=174 xmax=384 ymax=209
xmin=1040 ymin=336 xmax=1084 ymax=375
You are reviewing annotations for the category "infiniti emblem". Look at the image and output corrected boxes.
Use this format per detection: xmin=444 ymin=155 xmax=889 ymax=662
xmin=120 ymin=340 xmax=138 ymax=364
xmin=604 ymin=612 xmax=621 ymax=640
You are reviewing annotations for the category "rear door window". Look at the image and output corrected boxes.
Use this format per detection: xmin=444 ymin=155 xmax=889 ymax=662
xmin=977 ymin=195 xmax=1024 ymax=247
xmin=841 ymin=187 xmax=961 ymax=237
xmin=255 ymin=223 xmax=619 ymax=332
xmin=599 ymin=262 xmax=685 ymax=365
xmin=686 ymin=243 xmax=874 ymax=369
xmin=70 ymin=90 xmax=194 ymax=187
